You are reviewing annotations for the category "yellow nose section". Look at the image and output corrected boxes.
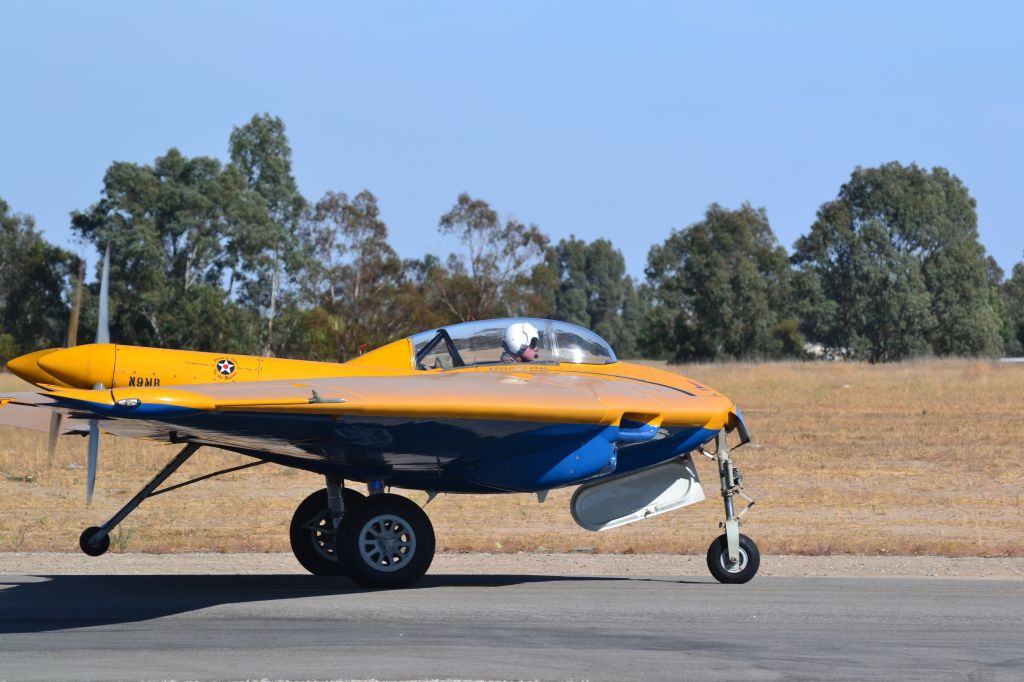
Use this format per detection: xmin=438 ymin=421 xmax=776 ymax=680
xmin=5 ymin=348 xmax=66 ymax=386
xmin=37 ymin=344 xmax=117 ymax=389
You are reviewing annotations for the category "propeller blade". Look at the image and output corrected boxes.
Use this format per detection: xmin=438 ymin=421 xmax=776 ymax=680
xmin=47 ymin=412 xmax=62 ymax=464
xmin=95 ymin=243 xmax=110 ymax=345
xmin=86 ymin=420 xmax=99 ymax=505
xmin=86 ymin=243 xmax=110 ymax=503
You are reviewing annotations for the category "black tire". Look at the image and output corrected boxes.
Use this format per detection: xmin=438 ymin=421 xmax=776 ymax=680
xmin=289 ymin=488 xmax=366 ymax=576
xmin=79 ymin=526 xmax=110 ymax=557
xmin=338 ymin=493 xmax=435 ymax=589
xmin=706 ymin=533 xmax=760 ymax=584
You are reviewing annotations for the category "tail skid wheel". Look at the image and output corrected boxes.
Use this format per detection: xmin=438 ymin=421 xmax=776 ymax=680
xmin=79 ymin=526 xmax=110 ymax=557
xmin=338 ymin=493 xmax=435 ymax=589
xmin=706 ymin=533 xmax=760 ymax=584
xmin=289 ymin=488 xmax=366 ymax=576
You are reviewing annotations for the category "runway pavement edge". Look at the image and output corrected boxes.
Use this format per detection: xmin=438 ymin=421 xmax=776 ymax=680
xmin=1 ymin=551 xmax=1022 ymax=579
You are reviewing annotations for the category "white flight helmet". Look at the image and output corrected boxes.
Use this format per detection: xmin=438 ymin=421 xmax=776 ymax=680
xmin=503 ymin=321 xmax=540 ymax=356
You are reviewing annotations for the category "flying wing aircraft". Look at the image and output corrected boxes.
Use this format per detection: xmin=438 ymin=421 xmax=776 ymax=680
xmin=1 ymin=276 xmax=760 ymax=588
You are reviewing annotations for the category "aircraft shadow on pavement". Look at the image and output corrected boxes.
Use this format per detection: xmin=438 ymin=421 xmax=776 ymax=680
xmin=0 ymin=572 xmax=702 ymax=634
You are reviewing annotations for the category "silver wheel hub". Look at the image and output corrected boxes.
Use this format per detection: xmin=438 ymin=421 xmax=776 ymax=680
xmin=719 ymin=546 xmax=749 ymax=573
xmin=358 ymin=513 xmax=416 ymax=573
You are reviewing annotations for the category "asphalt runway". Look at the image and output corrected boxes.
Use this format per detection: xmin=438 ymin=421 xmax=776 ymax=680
xmin=1 ymin=572 xmax=1021 ymax=682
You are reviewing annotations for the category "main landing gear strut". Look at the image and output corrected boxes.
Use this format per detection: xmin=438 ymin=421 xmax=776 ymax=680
xmin=78 ymin=443 xmax=268 ymax=557
xmin=699 ymin=429 xmax=760 ymax=583
xmin=77 ymin=443 xmax=436 ymax=588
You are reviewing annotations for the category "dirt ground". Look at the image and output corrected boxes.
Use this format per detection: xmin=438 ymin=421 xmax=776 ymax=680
xmin=1 ymin=358 xmax=1023 ymax=557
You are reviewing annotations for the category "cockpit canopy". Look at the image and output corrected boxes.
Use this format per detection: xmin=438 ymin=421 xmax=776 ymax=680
xmin=410 ymin=318 xmax=617 ymax=371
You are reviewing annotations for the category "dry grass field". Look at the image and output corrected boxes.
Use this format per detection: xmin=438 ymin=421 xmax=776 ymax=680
xmin=1 ymin=359 xmax=1022 ymax=556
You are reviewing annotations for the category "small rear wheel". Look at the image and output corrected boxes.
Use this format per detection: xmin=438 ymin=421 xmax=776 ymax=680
xmin=79 ymin=526 xmax=110 ymax=557
xmin=289 ymin=488 xmax=366 ymax=576
xmin=706 ymin=533 xmax=760 ymax=584
xmin=338 ymin=493 xmax=435 ymax=589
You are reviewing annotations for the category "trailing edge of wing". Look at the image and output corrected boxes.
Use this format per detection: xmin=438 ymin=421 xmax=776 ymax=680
xmin=0 ymin=392 xmax=90 ymax=434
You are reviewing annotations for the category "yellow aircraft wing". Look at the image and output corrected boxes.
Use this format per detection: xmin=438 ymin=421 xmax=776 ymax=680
xmin=35 ymin=369 xmax=736 ymax=431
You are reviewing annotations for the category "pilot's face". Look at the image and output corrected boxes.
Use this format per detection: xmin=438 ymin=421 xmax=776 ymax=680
xmin=520 ymin=346 xmax=539 ymax=362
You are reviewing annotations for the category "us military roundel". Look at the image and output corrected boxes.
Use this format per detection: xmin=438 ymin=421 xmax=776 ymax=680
xmin=216 ymin=358 xmax=236 ymax=377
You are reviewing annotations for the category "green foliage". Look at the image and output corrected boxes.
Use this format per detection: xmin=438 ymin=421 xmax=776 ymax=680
xmin=280 ymin=307 xmax=346 ymax=362
xmin=793 ymin=162 xmax=1002 ymax=361
xmin=228 ymin=113 xmax=307 ymax=355
xmin=436 ymin=193 xmax=549 ymax=320
xmin=71 ymin=149 xmax=262 ymax=350
xmin=548 ymin=237 xmax=639 ymax=357
xmin=770 ymin=318 xmax=807 ymax=358
xmin=5 ymin=116 xmax=1017 ymax=367
xmin=0 ymin=333 xmax=18 ymax=366
xmin=644 ymin=203 xmax=797 ymax=361
xmin=296 ymin=190 xmax=416 ymax=359
xmin=1000 ymin=261 xmax=1024 ymax=356
xmin=0 ymin=198 xmax=76 ymax=357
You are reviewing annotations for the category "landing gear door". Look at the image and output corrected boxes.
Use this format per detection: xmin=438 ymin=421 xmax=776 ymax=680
xmin=570 ymin=455 xmax=705 ymax=532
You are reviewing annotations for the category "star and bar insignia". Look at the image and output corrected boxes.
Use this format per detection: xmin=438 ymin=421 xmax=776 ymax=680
xmin=216 ymin=359 xmax=236 ymax=377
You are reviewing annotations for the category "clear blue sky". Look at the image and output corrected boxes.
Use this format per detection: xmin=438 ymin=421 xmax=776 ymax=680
xmin=2 ymin=2 xmax=1022 ymax=279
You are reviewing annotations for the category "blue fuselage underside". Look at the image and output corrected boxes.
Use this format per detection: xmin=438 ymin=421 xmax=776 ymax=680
xmin=79 ymin=404 xmax=718 ymax=493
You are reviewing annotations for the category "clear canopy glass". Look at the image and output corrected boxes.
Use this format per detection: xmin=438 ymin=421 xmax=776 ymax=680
xmin=410 ymin=318 xmax=617 ymax=370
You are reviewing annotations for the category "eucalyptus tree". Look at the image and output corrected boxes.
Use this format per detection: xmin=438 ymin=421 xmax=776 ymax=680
xmin=644 ymin=203 xmax=796 ymax=361
xmin=435 ymin=193 xmax=549 ymax=321
xmin=0 ymin=198 xmax=75 ymax=360
xmin=1000 ymin=259 xmax=1024 ymax=355
xmin=792 ymin=163 xmax=1001 ymax=360
xmin=548 ymin=237 xmax=638 ymax=357
xmin=294 ymin=189 xmax=411 ymax=360
xmin=71 ymin=149 xmax=257 ymax=352
xmin=227 ymin=113 xmax=306 ymax=355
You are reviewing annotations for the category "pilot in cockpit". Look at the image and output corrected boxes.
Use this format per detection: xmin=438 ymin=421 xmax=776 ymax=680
xmin=500 ymin=321 xmax=540 ymax=363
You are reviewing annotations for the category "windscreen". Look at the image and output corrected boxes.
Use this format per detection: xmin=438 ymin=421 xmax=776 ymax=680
xmin=411 ymin=318 xmax=615 ymax=369
xmin=551 ymin=323 xmax=617 ymax=364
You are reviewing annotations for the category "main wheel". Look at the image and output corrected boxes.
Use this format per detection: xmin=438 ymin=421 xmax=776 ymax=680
xmin=79 ymin=526 xmax=110 ymax=557
xmin=289 ymin=488 xmax=366 ymax=576
xmin=338 ymin=493 xmax=435 ymax=589
xmin=706 ymin=533 xmax=760 ymax=584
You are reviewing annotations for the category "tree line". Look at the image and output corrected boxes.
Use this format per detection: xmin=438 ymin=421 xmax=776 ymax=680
xmin=3 ymin=113 xmax=1023 ymax=364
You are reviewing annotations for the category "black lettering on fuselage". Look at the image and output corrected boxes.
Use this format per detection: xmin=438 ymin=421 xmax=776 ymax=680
xmin=128 ymin=377 xmax=160 ymax=387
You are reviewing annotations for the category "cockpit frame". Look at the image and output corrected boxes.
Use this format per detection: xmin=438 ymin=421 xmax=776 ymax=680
xmin=410 ymin=318 xmax=618 ymax=371
xmin=413 ymin=328 xmax=467 ymax=370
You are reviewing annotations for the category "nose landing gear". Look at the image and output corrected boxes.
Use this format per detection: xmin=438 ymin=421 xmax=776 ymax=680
xmin=700 ymin=426 xmax=760 ymax=584
xmin=706 ymin=532 xmax=760 ymax=584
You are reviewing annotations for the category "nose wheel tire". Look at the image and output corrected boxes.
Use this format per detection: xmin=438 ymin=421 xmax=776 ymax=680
xmin=79 ymin=526 xmax=110 ymax=557
xmin=337 ymin=493 xmax=435 ymax=589
xmin=706 ymin=533 xmax=760 ymax=584
xmin=289 ymin=487 xmax=366 ymax=576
